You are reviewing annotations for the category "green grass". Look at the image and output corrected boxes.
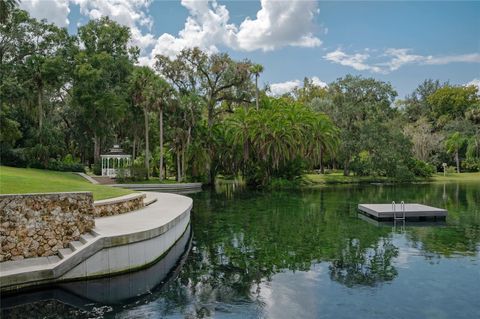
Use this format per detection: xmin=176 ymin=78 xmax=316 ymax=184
xmin=116 ymin=178 xmax=185 ymax=184
xmin=304 ymin=172 xmax=389 ymax=185
xmin=304 ymin=171 xmax=479 ymax=186
xmin=430 ymin=172 xmax=480 ymax=182
xmin=0 ymin=166 xmax=134 ymax=200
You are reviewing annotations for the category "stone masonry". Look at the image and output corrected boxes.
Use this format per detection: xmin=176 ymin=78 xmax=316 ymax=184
xmin=0 ymin=192 xmax=95 ymax=262
xmin=93 ymin=194 xmax=144 ymax=217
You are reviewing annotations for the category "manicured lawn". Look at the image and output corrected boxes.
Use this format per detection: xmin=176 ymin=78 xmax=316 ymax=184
xmin=116 ymin=178 xmax=185 ymax=184
xmin=304 ymin=171 xmax=479 ymax=185
xmin=304 ymin=172 xmax=389 ymax=185
xmin=0 ymin=166 xmax=134 ymax=200
xmin=430 ymin=172 xmax=480 ymax=182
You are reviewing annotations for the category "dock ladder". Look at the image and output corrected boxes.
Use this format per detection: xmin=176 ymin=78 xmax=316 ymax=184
xmin=392 ymin=201 xmax=406 ymax=220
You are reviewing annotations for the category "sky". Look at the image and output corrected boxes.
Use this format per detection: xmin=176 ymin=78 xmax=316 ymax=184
xmin=19 ymin=0 xmax=480 ymax=98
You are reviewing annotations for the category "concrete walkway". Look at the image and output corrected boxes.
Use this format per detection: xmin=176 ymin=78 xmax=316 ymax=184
xmin=0 ymin=192 xmax=192 ymax=292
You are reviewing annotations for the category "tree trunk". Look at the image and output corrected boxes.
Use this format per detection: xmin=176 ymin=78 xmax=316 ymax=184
xmin=132 ymin=135 xmax=136 ymax=159
xmin=343 ymin=159 xmax=350 ymax=176
xmin=319 ymin=146 xmax=324 ymax=174
xmin=38 ymin=89 xmax=43 ymax=130
xmin=182 ymin=146 xmax=186 ymax=181
xmin=159 ymin=108 xmax=164 ymax=181
xmin=176 ymin=151 xmax=182 ymax=182
xmin=144 ymin=108 xmax=150 ymax=179
xmin=255 ymin=74 xmax=259 ymax=110
xmin=455 ymin=150 xmax=460 ymax=173
xmin=93 ymin=134 xmax=101 ymax=164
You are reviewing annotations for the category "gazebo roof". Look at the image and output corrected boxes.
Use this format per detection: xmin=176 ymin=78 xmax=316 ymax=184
xmin=101 ymin=145 xmax=131 ymax=157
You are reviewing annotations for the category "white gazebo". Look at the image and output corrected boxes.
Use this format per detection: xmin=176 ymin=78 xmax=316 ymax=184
xmin=100 ymin=145 xmax=132 ymax=177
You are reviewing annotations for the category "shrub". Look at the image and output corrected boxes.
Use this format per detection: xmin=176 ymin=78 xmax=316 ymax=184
xmin=0 ymin=147 xmax=28 ymax=167
xmin=131 ymin=164 xmax=148 ymax=181
xmin=92 ymin=162 xmax=102 ymax=175
xmin=46 ymin=159 xmax=85 ymax=172
xmin=462 ymin=158 xmax=480 ymax=172
xmin=409 ymin=159 xmax=436 ymax=177
xmin=393 ymin=165 xmax=415 ymax=182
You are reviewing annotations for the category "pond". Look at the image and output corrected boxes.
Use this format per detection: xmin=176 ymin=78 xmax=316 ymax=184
xmin=2 ymin=182 xmax=479 ymax=318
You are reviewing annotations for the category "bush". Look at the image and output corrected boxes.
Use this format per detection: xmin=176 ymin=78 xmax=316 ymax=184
xmin=46 ymin=158 xmax=85 ymax=172
xmin=92 ymin=162 xmax=102 ymax=175
xmin=0 ymin=147 xmax=28 ymax=167
xmin=409 ymin=159 xmax=436 ymax=177
xmin=131 ymin=164 xmax=148 ymax=181
xmin=393 ymin=165 xmax=415 ymax=182
xmin=446 ymin=166 xmax=457 ymax=174
xmin=462 ymin=158 xmax=480 ymax=172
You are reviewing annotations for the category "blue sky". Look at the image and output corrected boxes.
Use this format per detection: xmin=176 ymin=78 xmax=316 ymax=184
xmin=20 ymin=0 xmax=480 ymax=97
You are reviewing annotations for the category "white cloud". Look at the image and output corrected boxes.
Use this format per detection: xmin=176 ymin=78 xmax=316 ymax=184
xmin=20 ymin=0 xmax=322 ymax=66
xmin=269 ymin=79 xmax=302 ymax=96
xmin=72 ymin=0 xmax=156 ymax=53
xmin=148 ymin=0 xmax=236 ymax=60
xmin=269 ymin=76 xmax=327 ymax=96
xmin=311 ymin=76 xmax=327 ymax=88
xmin=149 ymin=0 xmax=321 ymax=60
xmin=466 ymin=78 xmax=480 ymax=91
xmin=20 ymin=0 xmax=70 ymax=27
xmin=424 ymin=53 xmax=480 ymax=65
xmin=324 ymin=49 xmax=382 ymax=73
xmin=324 ymin=48 xmax=480 ymax=74
xmin=235 ymin=0 xmax=321 ymax=51
xmin=382 ymin=48 xmax=424 ymax=71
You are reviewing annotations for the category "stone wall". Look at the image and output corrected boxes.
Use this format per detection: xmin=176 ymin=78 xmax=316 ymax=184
xmin=93 ymin=193 xmax=145 ymax=217
xmin=0 ymin=192 xmax=95 ymax=262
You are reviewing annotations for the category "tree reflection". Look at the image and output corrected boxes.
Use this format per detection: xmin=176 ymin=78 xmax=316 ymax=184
xmin=329 ymin=238 xmax=398 ymax=287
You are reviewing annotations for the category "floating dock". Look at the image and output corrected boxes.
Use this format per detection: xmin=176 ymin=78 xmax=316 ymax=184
xmin=358 ymin=203 xmax=447 ymax=220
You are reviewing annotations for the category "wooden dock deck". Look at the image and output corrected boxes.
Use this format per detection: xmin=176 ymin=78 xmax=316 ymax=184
xmin=358 ymin=203 xmax=447 ymax=220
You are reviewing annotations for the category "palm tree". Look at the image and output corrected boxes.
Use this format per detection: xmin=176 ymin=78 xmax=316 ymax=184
xmin=311 ymin=113 xmax=339 ymax=173
xmin=146 ymin=76 xmax=174 ymax=181
xmin=445 ymin=132 xmax=466 ymax=173
xmin=250 ymin=64 xmax=264 ymax=110
xmin=130 ymin=66 xmax=155 ymax=179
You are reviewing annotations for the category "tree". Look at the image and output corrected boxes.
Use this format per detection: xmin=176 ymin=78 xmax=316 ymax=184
xmin=445 ymin=132 xmax=466 ymax=173
xmin=0 ymin=0 xmax=18 ymax=23
xmin=155 ymin=48 xmax=253 ymax=183
xmin=250 ymin=64 xmax=263 ymax=110
xmin=72 ymin=17 xmax=135 ymax=164
xmin=427 ymin=85 xmax=479 ymax=125
xmin=130 ymin=66 xmax=155 ymax=179
xmin=223 ymin=97 xmax=338 ymax=185
xmin=402 ymin=79 xmax=444 ymax=122
xmin=403 ymin=117 xmax=442 ymax=162
xmin=145 ymin=75 xmax=175 ymax=181
xmin=324 ymin=75 xmax=398 ymax=176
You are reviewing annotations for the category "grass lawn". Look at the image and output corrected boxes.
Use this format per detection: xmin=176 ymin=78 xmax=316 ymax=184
xmin=0 ymin=166 xmax=134 ymax=200
xmin=430 ymin=172 xmax=480 ymax=183
xmin=115 ymin=178 xmax=185 ymax=184
xmin=304 ymin=172 xmax=389 ymax=185
xmin=304 ymin=171 xmax=479 ymax=185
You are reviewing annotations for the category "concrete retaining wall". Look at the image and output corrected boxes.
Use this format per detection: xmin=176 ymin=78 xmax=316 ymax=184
xmin=61 ymin=209 xmax=190 ymax=280
xmin=0 ymin=192 xmax=94 ymax=262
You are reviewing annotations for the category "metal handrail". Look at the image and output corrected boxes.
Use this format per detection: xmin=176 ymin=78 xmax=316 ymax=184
xmin=392 ymin=201 xmax=406 ymax=220
xmin=400 ymin=201 xmax=406 ymax=220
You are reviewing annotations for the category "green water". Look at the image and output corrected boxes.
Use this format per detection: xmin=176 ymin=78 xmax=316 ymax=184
xmin=2 ymin=182 xmax=480 ymax=318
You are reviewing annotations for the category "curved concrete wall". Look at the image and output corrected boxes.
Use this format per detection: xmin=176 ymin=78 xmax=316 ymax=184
xmin=61 ymin=209 xmax=190 ymax=279
xmin=0 ymin=192 xmax=192 ymax=293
